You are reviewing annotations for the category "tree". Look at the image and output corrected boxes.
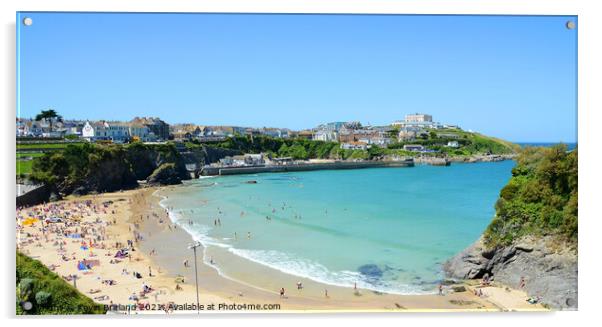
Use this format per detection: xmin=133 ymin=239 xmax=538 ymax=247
xmin=35 ymin=109 xmax=63 ymax=133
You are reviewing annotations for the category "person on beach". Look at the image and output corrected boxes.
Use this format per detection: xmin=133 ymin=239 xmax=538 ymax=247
xmin=183 ymin=259 xmax=189 ymax=268
xmin=248 ymin=232 xmax=251 ymax=239
xmin=324 ymin=289 xmax=329 ymax=298
xmin=519 ymin=276 xmax=526 ymax=289
xmin=280 ymin=288 xmax=285 ymax=298
xmin=438 ymin=284 xmax=443 ymax=295
xmin=297 ymin=282 xmax=303 ymax=290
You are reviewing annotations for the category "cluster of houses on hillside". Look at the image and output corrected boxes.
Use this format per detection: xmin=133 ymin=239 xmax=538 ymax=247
xmin=17 ymin=117 xmax=171 ymax=142
xmin=17 ymin=115 xmax=297 ymax=143
xmin=312 ymin=113 xmax=461 ymax=150
xmin=170 ymin=124 xmax=292 ymax=142
xmin=17 ymin=112 xmax=463 ymax=152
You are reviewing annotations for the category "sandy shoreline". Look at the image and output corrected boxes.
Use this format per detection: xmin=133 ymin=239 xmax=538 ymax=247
xmin=16 ymin=186 xmax=546 ymax=313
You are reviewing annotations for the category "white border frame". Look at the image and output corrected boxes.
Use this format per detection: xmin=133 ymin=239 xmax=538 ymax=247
xmin=2 ymin=1 xmax=599 ymax=326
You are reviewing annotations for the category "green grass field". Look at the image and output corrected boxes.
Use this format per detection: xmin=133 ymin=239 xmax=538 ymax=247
xmin=16 ymin=152 xmax=45 ymax=175
xmin=17 ymin=142 xmax=84 ymax=151
xmin=16 ymin=160 xmax=33 ymax=175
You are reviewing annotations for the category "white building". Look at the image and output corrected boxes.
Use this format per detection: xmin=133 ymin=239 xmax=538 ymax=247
xmin=405 ymin=113 xmax=432 ymax=123
xmin=447 ymin=141 xmax=460 ymax=148
xmin=313 ymin=130 xmax=339 ymax=142
xmin=391 ymin=113 xmax=444 ymax=129
xmin=129 ymin=124 xmax=157 ymax=142
xmin=340 ymin=142 xmax=369 ymax=150
xmin=82 ymin=121 xmax=95 ymax=141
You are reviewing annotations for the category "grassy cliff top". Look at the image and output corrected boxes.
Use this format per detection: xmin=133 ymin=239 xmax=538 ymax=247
xmin=16 ymin=252 xmax=106 ymax=315
xmin=483 ymin=144 xmax=577 ymax=248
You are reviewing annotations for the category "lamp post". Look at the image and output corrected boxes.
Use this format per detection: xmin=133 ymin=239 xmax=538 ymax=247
xmin=188 ymin=241 xmax=201 ymax=314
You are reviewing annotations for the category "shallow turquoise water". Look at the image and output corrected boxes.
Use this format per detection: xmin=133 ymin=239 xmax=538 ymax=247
xmin=160 ymin=161 xmax=514 ymax=294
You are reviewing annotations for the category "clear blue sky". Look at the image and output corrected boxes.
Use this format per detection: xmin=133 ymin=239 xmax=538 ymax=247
xmin=17 ymin=13 xmax=577 ymax=142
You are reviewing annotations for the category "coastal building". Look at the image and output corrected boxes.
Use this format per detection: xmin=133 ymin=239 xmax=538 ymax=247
xmin=129 ymin=123 xmax=157 ymax=142
xmin=391 ymin=113 xmax=444 ymax=129
xmin=130 ymin=117 xmax=170 ymax=141
xmin=90 ymin=121 xmax=131 ymax=143
xmin=81 ymin=121 xmax=95 ymax=140
xmin=316 ymin=122 xmax=346 ymax=132
xmin=295 ymin=130 xmax=314 ymax=140
xmin=313 ymin=130 xmax=339 ymax=142
xmin=259 ymin=127 xmax=290 ymax=138
xmin=244 ymin=153 xmax=265 ymax=165
xmin=219 ymin=153 xmax=265 ymax=167
xmin=271 ymin=157 xmax=294 ymax=165
xmin=405 ymin=113 xmax=433 ymax=123
xmin=340 ymin=142 xmax=369 ymax=150
xmin=339 ymin=128 xmax=391 ymax=147
xmin=437 ymin=133 xmax=460 ymax=139
xmin=171 ymin=124 xmax=202 ymax=141
xmin=447 ymin=141 xmax=460 ymax=148
xmin=398 ymin=127 xmax=421 ymax=141
xmin=61 ymin=121 xmax=85 ymax=137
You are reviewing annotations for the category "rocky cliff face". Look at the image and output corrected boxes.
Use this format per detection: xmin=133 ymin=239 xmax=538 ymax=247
xmin=444 ymin=236 xmax=577 ymax=310
xmin=146 ymin=163 xmax=182 ymax=185
xmin=194 ymin=146 xmax=242 ymax=165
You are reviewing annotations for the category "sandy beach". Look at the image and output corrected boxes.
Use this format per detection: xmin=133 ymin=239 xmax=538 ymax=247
xmin=16 ymin=186 xmax=546 ymax=313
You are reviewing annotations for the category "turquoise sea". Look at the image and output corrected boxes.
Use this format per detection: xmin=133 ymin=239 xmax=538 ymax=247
xmin=159 ymin=161 xmax=514 ymax=294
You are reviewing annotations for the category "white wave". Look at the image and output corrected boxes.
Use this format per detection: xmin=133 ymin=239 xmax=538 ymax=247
xmin=198 ymin=175 xmax=217 ymax=179
xmin=228 ymin=248 xmax=429 ymax=295
xmin=154 ymin=188 xmax=432 ymax=296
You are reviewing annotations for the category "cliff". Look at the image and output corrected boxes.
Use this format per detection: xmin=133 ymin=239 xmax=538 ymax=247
xmin=444 ymin=236 xmax=577 ymax=309
xmin=445 ymin=144 xmax=577 ymax=310
xmin=29 ymin=142 xmax=190 ymax=197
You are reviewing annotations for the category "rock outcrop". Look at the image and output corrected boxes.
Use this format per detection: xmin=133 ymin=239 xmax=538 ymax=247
xmin=444 ymin=236 xmax=577 ymax=310
xmin=146 ymin=163 xmax=182 ymax=185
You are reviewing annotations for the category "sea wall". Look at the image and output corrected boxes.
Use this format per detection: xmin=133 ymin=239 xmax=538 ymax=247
xmin=201 ymin=160 xmax=414 ymax=176
xmin=414 ymin=157 xmax=450 ymax=166
xmin=444 ymin=236 xmax=577 ymax=310
xmin=449 ymin=154 xmax=516 ymax=163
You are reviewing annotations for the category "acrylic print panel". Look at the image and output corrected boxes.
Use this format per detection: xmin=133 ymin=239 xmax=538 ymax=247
xmin=15 ymin=12 xmax=577 ymax=314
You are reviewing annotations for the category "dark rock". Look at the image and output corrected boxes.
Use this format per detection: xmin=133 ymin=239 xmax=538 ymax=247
xmin=444 ymin=236 xmax=577 ymax=310
xmin=72 ymin=186 xmax=89 ymax=196
xmin=441 ymin=279 xmax=458 ymax=286
xmin=146 ymin=163 xmax=182 ymax=186
xmin=451 ymin=285 xmax=467 ymax=292
xmin=48 ymin=192 xmax=62 ymax=202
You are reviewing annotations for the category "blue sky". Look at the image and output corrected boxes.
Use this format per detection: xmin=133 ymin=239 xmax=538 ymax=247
xmin=17 ymin=13 xmax=577 ymax=142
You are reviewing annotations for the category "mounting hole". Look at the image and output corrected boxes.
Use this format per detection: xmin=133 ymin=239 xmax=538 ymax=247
xmin=566 ymin=20 xmax=575 ymax=30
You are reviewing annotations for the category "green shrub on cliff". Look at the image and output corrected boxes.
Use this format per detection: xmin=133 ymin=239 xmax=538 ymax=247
xmin=209 ymin=135 xmax=338 ymax=160
xmin=30 ymin=143 xmax=138 ymax=193
xmin=16 ymin=252 xmax=105 ymax=315
xmin=484 ymin=144 xmax=577 ymax=248
xmin=29 ymin=142 xmax=188 ymax=195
